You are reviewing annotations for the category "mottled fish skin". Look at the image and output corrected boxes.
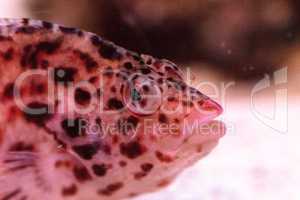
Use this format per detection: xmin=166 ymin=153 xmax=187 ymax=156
xmin=0 ymin=18 xmax=225 ymax=200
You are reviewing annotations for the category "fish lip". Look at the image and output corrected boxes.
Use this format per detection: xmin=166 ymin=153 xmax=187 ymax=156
xmin=186 ymin=98 xmax=223 ymax=124
xmin=204 ymin=98 xmax=223 ymax=118
xmin=182 ymin=98 xmax=225 ymax=140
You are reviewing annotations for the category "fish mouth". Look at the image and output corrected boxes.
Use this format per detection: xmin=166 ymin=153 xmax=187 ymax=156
xmin=155 ymin=98 xmax=225 ymax=152
xmin=182 ymin=98 xmax=225 ymax=142
xmin=156 ymin=119 xmax=226 ymax=153
xmin=187 ymin=98 xmax=223 ymax=124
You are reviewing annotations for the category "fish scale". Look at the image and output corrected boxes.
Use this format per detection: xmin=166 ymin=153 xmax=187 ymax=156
xmin=0 ymin=18 xmax=225 ymax=200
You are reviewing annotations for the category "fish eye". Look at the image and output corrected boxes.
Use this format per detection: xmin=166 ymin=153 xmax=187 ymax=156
xmin=122 ymin=74 xmax=162 ymax=115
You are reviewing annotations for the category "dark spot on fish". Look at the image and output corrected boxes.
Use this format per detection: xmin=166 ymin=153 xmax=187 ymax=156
xmin=128 ymin=193 xmax=139 ymax=198
xmin=179 ymin=83 xmax=187 ymax=91
xmin=42 ymin=21 xmax=53 ymax=29
xmin=158 ymin=113 xmax=168 ymax=124
xmin=132 ymin=74 xmax=139 ymax=81
xmin=197 ymin=145 xmax=203 ymax=153
xmin=40 ymin=60 xmax=49 ymax=68
xmin=141 ymin=163 xmax=153 ymax=172
xmin=120 ymin=141 xmax=146 ymax=159
xmin=9 ymin=142 xmax=34 ymax=152
xmin=90 ymin=35 xmax=101 ymax=46
xmin=117 ymin=118 xmax=128 ymax=135
xmin=167 ymin=96 xmax=177 ymax=102
xmin=140 ymin=67 xmax=151 ymax=75
xmin=54 ymin=67 xmax=77 ymax=84
xmin=74 ymin=50 xmax=98 ymax=71
xmin=157 ymin=78 xmax=164 ymax=84
xmin=174 ymin=118 xmax=180 ymax=124
xmin=55 ymin=160 xmax=71 ymax=168
xmin=2 ymin=82 xmax=14 ymax=99
xmin=153 ymin=61 xmax=162 ymax=69
xmin=112 ymin=135 xmax=119 ymax=144
xmin=22 ymin=18 xmax=29 ymax=25
xmin=98 ymin=182 xmax=124 ymax=196
xmin=139 ymin=99 xmax=148 ymax=107
xmin=36 ymin=39 xmax=63 ymax=54
xmin=75 ymin=88 xmax=91 ymax=105
xmin=20 ymin=44 xmax=36 ymax=68
xmin=59 ymin=26 xmax=78 ymax=34
xmin=72 ymin=143 xmax=100 ymax=160
xmin=89 ymin=76 xmax=98 ymax=83
xmin=95 ymin=117 xmax=102 ymax=128
xmin=0 ymin=35 xmax=12 ymax=42
xmin=92 ymin=164 xmax=108 ymax=177
xmin=119 ymin=161 xmax=127 ymax=167
xmin=120 ymin=84 xmax=124 ymax=94
xmin=173 ymin=65 xmax=179 ymax=71
xmin=142 ymin=85 xmax=150 ymax=92
xmin=157 ymin=179 xmax=171 ymax=188
xmin=16 ymin=26 xmax=37 ymax=34
xmin=74 ymin=29 xmax=83 ymax=36
xmin=3 ymin=48 xmax=14 ymax=61
xmin=155 ymin=151 xmax=173 ymax=163
xmin=146 ymin=59 xmax=153 ymax=65
xmin=131 ymin=53 xmax=141 ymax=61
xmin=183 ymin=101 xmax=194 ymax=107
xmin=98 ymin=43 xmax=121 ymax=60
xmin=103 ymin=66 xmax=114 ymax=78
xmin=123 ymin=62 xmax=133 ymax=70
xmin=61 ymin=118 xmax=86 ymax=138
xmin=30 ymin=82 xmax=46 ymax=94
xmin=110 ymin=86 xmax=117 ymax=93
xmin=116 ymin=72 xmax=128 ymax=80
xmin=107 ymin=98 xmax=124 ymax=110
xmin=21 ymin=39 xmax=62 ymax=68
xmin=167 ymin=77 xmax=176 ymax=83
xmin=102 ymin=144 xmax=112 ymax=155
xmin=23 ymin=102 xmax=53 ymax=126
xmin=165 ymin=66 xmax=173 ymax=72
xmin=134 ymin=172 xmax=147 ymax=180
xmin=96 ymin=88 xmax=102 ymax=97
xmin=127 ymin=116 xmax=139 ymax=129
xmin=73 ymin=165 xmax=92 ymax=182
xmin=62 ymin=184 xmax=78 ymax=196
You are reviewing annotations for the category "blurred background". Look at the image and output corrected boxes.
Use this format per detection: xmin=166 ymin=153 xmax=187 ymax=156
xmin=0 ymin=0 xmax=299 ymax=199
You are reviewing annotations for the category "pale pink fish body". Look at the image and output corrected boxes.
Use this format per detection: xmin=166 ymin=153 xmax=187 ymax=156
xmin=0 ymin=18 xmax=225 ymax=200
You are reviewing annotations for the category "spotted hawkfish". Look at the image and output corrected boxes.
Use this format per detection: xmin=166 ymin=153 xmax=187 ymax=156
xmin=0 ymin=18 xmax=225 ymax=200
